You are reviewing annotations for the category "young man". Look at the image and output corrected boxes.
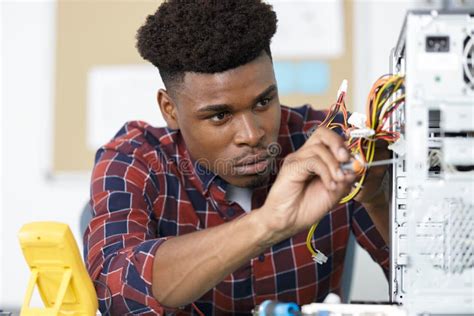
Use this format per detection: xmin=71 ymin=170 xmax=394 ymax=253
xmin=84 ymin=1 xmax=390 ymax=314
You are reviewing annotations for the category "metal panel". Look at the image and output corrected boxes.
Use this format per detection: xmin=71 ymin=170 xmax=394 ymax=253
xmin=390 ymin=11 xmax=474 ymax=315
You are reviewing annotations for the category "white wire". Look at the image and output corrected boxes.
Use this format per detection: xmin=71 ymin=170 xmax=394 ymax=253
xmin=429 ymin=149 xmax=458 ymax=174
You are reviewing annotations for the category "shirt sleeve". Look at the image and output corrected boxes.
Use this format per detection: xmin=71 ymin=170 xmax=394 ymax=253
xmin=350 ymin=201 xmax=389 ymax=278
xmin=83 ymin=146 xmax=169 ymax=315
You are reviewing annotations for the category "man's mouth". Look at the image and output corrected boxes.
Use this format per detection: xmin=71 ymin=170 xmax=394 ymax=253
xmin=233 ymin=153 xmax=270 ymax=175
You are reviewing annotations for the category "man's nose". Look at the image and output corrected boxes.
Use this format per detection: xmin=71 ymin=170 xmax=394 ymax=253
xmin=234 ymin=113 xmax=265 ymax=147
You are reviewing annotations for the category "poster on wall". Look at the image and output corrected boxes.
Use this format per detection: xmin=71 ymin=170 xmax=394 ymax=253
xmin=268 ymin=0 xmax=344 ymax=58
xmin=87 ymin=65 xmax=167 ymax=150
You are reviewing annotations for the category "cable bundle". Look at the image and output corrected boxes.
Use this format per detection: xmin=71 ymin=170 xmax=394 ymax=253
xmin=341 ymin=75 xmax=405 ymax=202
xmin=306 ymin=75 xmax=405 ymax=262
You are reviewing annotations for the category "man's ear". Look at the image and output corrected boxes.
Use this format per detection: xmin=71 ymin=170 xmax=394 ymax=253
xmin=157 ymin=89 xmax=179 ymax=130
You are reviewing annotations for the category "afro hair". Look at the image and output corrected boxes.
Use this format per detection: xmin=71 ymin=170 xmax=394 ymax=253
xmin=136 ymin=0 xmax=277 ymax=86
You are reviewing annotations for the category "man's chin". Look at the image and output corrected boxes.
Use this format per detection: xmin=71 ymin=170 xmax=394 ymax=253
xmin=228 ymin=172 xmax=270 ymax=189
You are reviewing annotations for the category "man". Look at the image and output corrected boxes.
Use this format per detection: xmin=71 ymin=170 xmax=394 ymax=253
xmin=84 ymin=1 xmax=390 ymax=314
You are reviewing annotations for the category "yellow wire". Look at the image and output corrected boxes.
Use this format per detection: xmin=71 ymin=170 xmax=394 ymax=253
xmin=340 ymin=173 xmax=366 ymax=204
xmin=379 ymin=80 xmax=404 ymax=120
xmin=374 ymin=76 xmax=403 ymax=128
xmin=382 ymin=95 xmax=405 ymax=116
xmin=306 ymin=75 xmax=403 ymax=258
xmin=378 ymin=80 xmax=402 ymax=111
xmin=373 ymin=76 xmax=399 ymax=127
xmin=307 ymin=171 xmax=367 ymax=255
xmin=306 ymin=223 xmax=318 ymax=256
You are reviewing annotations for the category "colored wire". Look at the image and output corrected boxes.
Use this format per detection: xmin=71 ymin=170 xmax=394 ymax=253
xmin=305 ymin=222 xmax=319 ymax=257
xmin=305 ymin=75 xmax=405 ymax=260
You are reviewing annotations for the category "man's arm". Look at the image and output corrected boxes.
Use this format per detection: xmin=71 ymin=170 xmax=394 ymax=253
xmin=84 ymin=146 xmax=166 ymax=314
xmin=152 ymin=207 xmax=270 ymax=307
xmin=152 ymin=127 xmax=356 ymax=308
xmin=355 ymin=143 xmax=391 ymax=244
xmin=361 ymin=193 xmax=389 ymax=244
xmin=350 ymin=159 xmax=391 ymax=276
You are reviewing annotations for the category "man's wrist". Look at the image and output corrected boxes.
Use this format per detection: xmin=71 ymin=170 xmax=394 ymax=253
xmin=362 ymin=188 xmax=386 ymax=206
xmin=249 ymin=206 xmax=289 ymax=249
xmin=362 ymin=193 xmax=388 ymax=213
xmin=360 ymin=192 xmax=390 ymax=244
xmin=359 ymin=168 xmax=390 ymax=206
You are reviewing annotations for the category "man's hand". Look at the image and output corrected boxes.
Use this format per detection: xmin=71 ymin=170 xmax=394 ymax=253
xmin=354 ymin=141 xmax=391 ymax=205
xmin=353 ymin=140 xmax=391 ymax=243
xmin=258 ymin=127 xmax=356 ymax=244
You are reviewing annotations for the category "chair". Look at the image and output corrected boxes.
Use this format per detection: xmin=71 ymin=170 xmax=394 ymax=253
xmin=79 ymin=202 xmax=93 ymax=236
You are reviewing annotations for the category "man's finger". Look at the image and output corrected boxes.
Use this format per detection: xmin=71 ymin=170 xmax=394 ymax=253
xmin=296 ymin=144 xmax=345 ymax=181
xmin=306 ymin=127 xmax=350 ymax=163
xmin=282 ymin=155 xmax=335 ymax=190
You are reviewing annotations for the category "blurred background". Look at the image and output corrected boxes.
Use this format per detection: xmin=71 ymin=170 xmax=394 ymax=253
xmin=1 ymin=0 xmax=471 ymax=312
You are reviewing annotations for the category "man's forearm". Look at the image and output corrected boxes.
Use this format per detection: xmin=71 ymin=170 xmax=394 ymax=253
xmin=362 ymin=197 xmax=389 ymax=244
xmin=152 ymin=208 xmax=275 ymax=308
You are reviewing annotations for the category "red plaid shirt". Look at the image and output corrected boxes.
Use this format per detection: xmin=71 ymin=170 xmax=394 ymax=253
xmin=84 ymin=105 xmax=389 ymax=315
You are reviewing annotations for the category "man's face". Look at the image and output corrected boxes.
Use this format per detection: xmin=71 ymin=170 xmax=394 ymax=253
xmin=162 ymin=53 xmax=281 ymax=188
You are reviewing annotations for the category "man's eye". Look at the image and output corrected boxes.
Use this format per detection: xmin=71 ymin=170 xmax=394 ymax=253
xmin=257 ymin=97 xmax=271 ymax=107
xmin=210 ymin=112 xmax=230 ymax=122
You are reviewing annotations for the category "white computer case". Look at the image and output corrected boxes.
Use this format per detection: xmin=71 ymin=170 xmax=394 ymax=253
xmin=390 ymin=10 xmax=474 ymax=314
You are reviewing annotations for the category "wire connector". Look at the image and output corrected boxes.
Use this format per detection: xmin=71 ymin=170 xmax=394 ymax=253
xmin=388 ymin=135 xmax=406 ymax=156
xmin=350 ymin=128 xmax=375 ymax=139
xmin=312 ymin=250 xmax=328 ymax=265
xmin=348 ymin=112 xmax=367 ymax=129
xmin=337 ymin=79 xmax=348 ymax=99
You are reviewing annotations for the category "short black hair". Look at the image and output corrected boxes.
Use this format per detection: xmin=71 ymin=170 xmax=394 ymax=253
xmin=136 ymin=0 xmax=277 ymax=89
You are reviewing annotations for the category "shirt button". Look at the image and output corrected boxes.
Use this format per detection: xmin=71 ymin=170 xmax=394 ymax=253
xmin=227 ymin=207 xmax=235 ymax=217
xmin=258 ymin=254 xmax=265 ymax=262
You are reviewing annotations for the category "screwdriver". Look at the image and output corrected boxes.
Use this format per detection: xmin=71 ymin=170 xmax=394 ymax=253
xmin=340 ymin=158 xmax=398 ymax=173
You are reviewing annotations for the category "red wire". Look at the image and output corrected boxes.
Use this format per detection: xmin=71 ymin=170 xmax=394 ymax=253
xmin=379 ymin=100 xmax=404 ymax=128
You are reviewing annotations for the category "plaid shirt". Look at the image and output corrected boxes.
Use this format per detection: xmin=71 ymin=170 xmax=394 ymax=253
xmin=84 ymin=105 xmax=389 ymax=315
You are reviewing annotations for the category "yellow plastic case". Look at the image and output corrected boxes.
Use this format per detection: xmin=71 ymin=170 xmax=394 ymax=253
xmin=18 ymin=222 xmax=98 ymax=316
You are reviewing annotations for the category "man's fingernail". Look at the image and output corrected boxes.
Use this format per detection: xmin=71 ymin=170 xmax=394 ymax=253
xmin=336 ymin=169 xmax=344 ymax=179
xmin=331 ymin=181 xmax=337 ymax=190
xmin=338 ymin=148 xmax=348 ymax=160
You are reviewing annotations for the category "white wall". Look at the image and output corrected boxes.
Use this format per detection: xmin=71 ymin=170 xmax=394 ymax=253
xmin=0 ymin=0 xmax=4 ymax=306
xmin=1 ymin=1 xmax=91 ymax=311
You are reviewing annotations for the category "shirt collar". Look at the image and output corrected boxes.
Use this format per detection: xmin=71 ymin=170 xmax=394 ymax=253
xmin=193 ymin=159 xmax=222 ymax=194
xmin=174 ymin=133 xmax=226 ymax=195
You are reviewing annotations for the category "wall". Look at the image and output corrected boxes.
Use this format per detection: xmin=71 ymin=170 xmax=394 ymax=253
xmin=53 ymin=0 xmax=161 ymax=172
xmin=1 ymin=1 xmax=91 ymax=310
xmin=1 ymin=0 xmax=426 ymax=310
xmin=0 ymin=0 xmax=4 ymax=305
xmin=52 ymin=0 xmax=355 ymax=173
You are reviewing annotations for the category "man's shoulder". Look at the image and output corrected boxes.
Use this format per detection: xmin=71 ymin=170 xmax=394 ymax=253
xmin=280 ymin=104 xmax=347 ymax=138
xmin=281 ymin=104 xmax=327 ymax=128
xmin=97 ymin=120 xmax=177 ymax=159
xmin=280 ymin=104 xmax=328 ymax=137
